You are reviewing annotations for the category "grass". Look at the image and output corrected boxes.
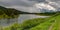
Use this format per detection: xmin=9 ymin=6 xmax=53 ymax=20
xmin=29 ymin=13 xmax=60 ymax=30
xmin=0 ymin=13 xmax=60 ymax=30
xmin=0 ymin=23 xmax=20 ymax=30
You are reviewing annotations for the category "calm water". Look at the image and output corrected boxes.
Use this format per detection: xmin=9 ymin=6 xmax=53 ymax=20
xmin=0 ymin=14 xmax=49 ymax=26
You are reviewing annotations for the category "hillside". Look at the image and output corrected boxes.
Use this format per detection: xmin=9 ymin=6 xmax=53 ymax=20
xmin=1 ymin=13 xmax=60 ymax=30
xmin=0 ymin=6 xmax=19 ymax=18
xmin=0 ymin=6 xmax=30 ymax=18
xmin=19 ymin=13 xmax=60 ymax=30
xmin=29 ymin=14 xmax=60 ymax=30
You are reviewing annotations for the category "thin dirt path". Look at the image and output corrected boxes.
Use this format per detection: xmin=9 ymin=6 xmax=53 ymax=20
xmin=48 ymin=23 xmax=55 ymax=30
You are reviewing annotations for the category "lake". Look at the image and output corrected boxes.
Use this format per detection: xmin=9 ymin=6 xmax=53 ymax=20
xmin=0 ymin=14 xmax=49 ymax=26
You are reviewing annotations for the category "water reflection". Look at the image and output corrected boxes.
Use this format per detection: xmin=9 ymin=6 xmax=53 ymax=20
xmin=0 ymin=18 xmax=18 ymax=26
xmin=18 ymin=14 xmax=49 ymax=23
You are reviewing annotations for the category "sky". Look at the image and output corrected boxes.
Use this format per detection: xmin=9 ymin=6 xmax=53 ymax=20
xmin=0 ymin=0 xmax=60 ymax=13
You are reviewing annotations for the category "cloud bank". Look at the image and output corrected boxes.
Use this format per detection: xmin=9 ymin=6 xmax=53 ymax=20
xmin=0 ymin=0 xmax=60 ymax=13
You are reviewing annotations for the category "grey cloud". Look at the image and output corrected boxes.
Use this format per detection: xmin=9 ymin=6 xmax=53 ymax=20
xmin=0 ymin=0 xmax=39 ymax=12
xmin=0 ymin=0 xmax=47 ymax=7
xmin=46 ymin=0 xmax=60 ymax=10
xmin=28 ymin=0 xmax=46 ymax=2
xmin=46 ymin=0 xmax=60 ymax=2
xmin=0 ymin=0 xmax=60 ymax=13
xmin=0 ymin=0 xmax=36 ymax=7
xmin=0 ymin=2 xmax=10 ymax=6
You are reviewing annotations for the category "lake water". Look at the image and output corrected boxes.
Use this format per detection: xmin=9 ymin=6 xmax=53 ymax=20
xmin=0 ymin=14 xmax=49 ymax=26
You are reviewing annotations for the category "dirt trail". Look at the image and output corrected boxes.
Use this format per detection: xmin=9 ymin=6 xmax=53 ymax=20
xmin=48 ymin=23 xmax=55 ymax=30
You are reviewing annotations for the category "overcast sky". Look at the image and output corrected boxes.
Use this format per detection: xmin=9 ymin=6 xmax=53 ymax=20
xmin=0 ymin=0 xmax=60 ymax=13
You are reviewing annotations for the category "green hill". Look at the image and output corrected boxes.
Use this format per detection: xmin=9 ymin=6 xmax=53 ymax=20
xmin=0 ymin=6 xmax=27 ymax=18
xmin=29 ymin=14 xmax=59 ymax=30
xmin=19 ymin=13 xmax=60 ymax=30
